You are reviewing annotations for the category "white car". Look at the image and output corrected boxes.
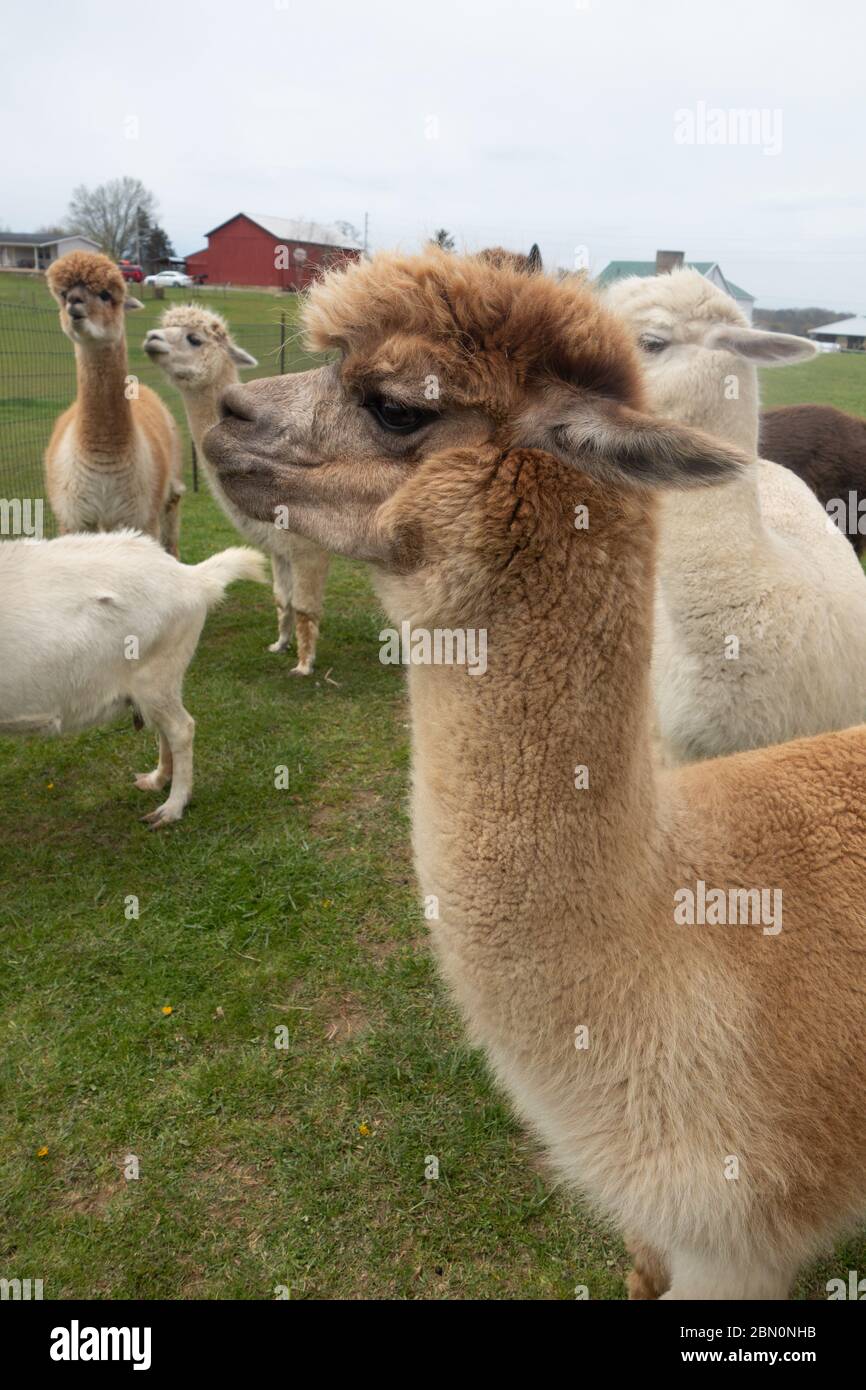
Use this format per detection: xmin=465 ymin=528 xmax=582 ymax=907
xmin=144 ymin=270 xmax=193 ymax=288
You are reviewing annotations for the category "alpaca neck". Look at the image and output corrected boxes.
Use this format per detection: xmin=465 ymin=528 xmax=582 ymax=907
xmin=177 ymin=372 xmax=238 ymax=457
xmin=401 ymin=467 xmax=669 ymax=1054
xmin=73 ymin=340 xmax=134 ymax=458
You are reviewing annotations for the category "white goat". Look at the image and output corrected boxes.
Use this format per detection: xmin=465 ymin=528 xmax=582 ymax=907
xmin=0 ymin=531 xmax=266 ymax=825
xmin=605 ymin=268 xmax=866 ymax=763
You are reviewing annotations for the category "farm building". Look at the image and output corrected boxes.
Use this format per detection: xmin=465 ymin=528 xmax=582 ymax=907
xmin=809 ymin=315 xmax=866 ymax=352
xmin=184 ymin=213 xmax=362 ymax=289
xmin=0 ymin=231 xmax=100 ymax=272
xmin=596 ymin=250 xmax=756 ymax=322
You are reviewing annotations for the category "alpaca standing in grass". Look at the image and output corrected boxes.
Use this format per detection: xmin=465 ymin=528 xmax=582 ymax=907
xmin=605 ymin=268 xmax=866 ymax=763
xmin=44 ymin=252 xmax=183 ymax=554
xmin=144 ymin=305 xmax=330 ymax=674
xmin=205 ymin=249 xmax=866 ymax=1300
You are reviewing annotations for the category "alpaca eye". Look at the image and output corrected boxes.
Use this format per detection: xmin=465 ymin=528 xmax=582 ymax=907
xmin=366 ymin=398 xmax=433 ymax=435
xmin=187 ymin=334 xmax=203 ymax=347
xmin=99 ymin=291 xmax=112 ymax=303
xmin=639 ymin=334 xmax=667 ymax=354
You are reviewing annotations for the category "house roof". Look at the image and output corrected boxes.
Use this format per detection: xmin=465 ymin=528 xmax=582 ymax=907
xmin=0 ymin=231 xmax=100 ymax=247
xmin=809 ymin=316 xmax=866 ymax=337
xmin=205 ymin=212 xmax=362 ymax=250
xmin=596 ymin=259 xmax=755 ymax=302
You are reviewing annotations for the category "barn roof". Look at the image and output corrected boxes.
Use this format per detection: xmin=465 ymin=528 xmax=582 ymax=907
xmin=205 ymin=213 xmax=362 ymax=250
xmin=809 ymin=315 xmax=866 ymax=337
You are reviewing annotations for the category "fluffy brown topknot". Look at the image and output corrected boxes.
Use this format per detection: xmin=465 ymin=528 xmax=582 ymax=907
xmin=303 ymin=247 xmax=643 ymax=416
xmin=46 ymin=251 xmax=127 ymax=302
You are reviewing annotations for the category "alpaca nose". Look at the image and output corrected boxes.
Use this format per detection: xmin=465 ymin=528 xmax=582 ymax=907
xmin=144 ymin=331 xmax=168 ymax=354
xmin=68 ymin=295 xmax=86 ymax=319
xmin=220 ymin=384 xmax=269 ymax=426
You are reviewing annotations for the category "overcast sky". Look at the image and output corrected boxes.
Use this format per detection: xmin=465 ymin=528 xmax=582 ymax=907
xmin=2 ymin=0 xmax=863 ymax=309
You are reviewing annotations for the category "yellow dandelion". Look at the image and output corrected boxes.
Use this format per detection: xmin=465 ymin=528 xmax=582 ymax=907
xmin=36 ymin=1146 xmax=49 ymax=1158
xmin=358 ymin=1123 xmax=370 ymax=1137
xmin=161 ymin=1005 xmax=173 ymax=1016
xmin=46 ymin=782 xmax=54 ymax=790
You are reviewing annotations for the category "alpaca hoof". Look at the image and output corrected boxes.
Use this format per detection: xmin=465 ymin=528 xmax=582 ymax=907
xmin=268 ymin=639 xmax=291 ymax=653
xmin=289 ymin=662 xmax=313 ymax=676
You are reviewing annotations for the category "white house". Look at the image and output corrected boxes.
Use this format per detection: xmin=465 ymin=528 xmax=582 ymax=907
xmin=0 ymin=232 xmax=101 ymax=272
xmin=808 ymin=315 xmax=866 ymax=352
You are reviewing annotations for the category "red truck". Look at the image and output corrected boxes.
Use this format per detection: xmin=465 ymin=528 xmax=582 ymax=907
xmin=117 ymin=260 xmax=144 ymax=283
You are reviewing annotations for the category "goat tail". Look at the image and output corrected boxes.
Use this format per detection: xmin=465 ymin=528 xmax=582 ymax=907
xmin=190 ymin=547 xmax=268 ymax=607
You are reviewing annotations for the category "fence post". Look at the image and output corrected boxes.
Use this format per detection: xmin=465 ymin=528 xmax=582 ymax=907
xmin=279 ymin=312 xmax=286 ymax=376
xmin=191 ymin=439 xmax=199 ymax=492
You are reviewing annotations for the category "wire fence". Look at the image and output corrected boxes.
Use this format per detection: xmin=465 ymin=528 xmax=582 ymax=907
xmin=0 ymin=295 xmax=305 ymax=539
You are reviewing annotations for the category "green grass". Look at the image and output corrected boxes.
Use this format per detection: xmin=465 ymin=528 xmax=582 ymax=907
xmin=759 ymin=349 xmax=866 ymax=414
xmin=1 ymin=287 xmax=865 ymax=1300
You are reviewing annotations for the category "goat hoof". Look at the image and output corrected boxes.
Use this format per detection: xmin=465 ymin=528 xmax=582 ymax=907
xmin=135 ymin=772 xmax=163 ymax=792
xmin=142 ymin=805 xmax=182 ymax=828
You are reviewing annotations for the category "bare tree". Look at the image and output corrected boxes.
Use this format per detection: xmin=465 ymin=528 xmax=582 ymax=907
xmin=66 ymin=177 xmax=159 ymax=260
xmin=334 ymin=219 xmax=363 ymax=244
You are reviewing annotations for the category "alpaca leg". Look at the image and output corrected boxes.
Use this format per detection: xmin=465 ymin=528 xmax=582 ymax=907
xmin=286 ymin=533 xmax=330 ymax=676
xmin=268 ymin=552 xmax=294 ymax=654
xmin=135 ymin=699 xmax=195 ymax=827
xmin=659 ymin=1251 xmax=793 ymax=1300
xmin=626 ymin=1235 xmax=670 ymax=1299
xmin=161 ymin=486 xmax=183 ymax=559
xmin=134 ymin=731 xmax=173 ymax=793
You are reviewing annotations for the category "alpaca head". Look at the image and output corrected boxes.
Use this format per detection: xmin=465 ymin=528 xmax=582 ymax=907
xmin=604 ymin=268 xmax=816 ymax=454
xmin=204 ymin=250 xmax=746 ymax=619
xmin=143 ymin=305 xmax=257 ymax=392
xmin=46 ymin=251 xmax=143 ymax=348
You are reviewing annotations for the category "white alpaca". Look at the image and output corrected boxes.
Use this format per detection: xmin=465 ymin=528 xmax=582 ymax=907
xmin=0 ymin=532 xmax=266 ymax=825
xmin=605 ymin=268 xmax=866 ymax=763
xmin=144 ymin=306 xmax=330 ymax=675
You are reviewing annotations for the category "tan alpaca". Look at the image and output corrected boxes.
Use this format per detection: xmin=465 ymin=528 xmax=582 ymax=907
xmin=144 ymin=306 xmax=329 ymax=674
xmin=204 ymin=248 xmax=866 ymax=1300
xmin=44 ymin=252 xmax=183 ymax=554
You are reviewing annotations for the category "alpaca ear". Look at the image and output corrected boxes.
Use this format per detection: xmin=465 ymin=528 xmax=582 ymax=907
xmin=704 ymin=324 xmax=816 ymax=365
xmin=527 ymin=244 xmax=543 ymax=273
xmin=229 ymin=343 xmax=258 ymax=368
xmin=124 ymin=297 xmax=144 ymax=312
xmin=522 ymin=391 xmax=747 ymax=489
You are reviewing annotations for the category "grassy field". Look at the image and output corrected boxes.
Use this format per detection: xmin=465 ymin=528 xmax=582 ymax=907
xmin=0 ymin=270 xmax=315 ymax=517
xmin=1 ymin=282 xmax=865 ymax=1299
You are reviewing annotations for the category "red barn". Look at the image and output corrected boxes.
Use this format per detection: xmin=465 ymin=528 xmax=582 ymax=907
xmin=184 ymin=213 xmax=362 ymax=289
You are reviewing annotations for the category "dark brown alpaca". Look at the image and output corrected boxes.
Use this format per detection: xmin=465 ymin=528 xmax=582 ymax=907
xmin=759 ymin=404 xmax=866 ymax=557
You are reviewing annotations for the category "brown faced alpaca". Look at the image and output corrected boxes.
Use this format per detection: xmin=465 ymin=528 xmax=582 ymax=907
xmin=760 ymin=403 xmax=866 ymax=557
xmin=143 ymin=305 xmax=328 ymax=674
xmin=205 ymin=248 xmax=866 ymax=1300
xmin=44 ymin=252 xmax=183 ymax=554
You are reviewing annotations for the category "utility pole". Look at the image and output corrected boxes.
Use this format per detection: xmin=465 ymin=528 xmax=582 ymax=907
xmin=363 ymin=211 xmax=369 ymax=257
